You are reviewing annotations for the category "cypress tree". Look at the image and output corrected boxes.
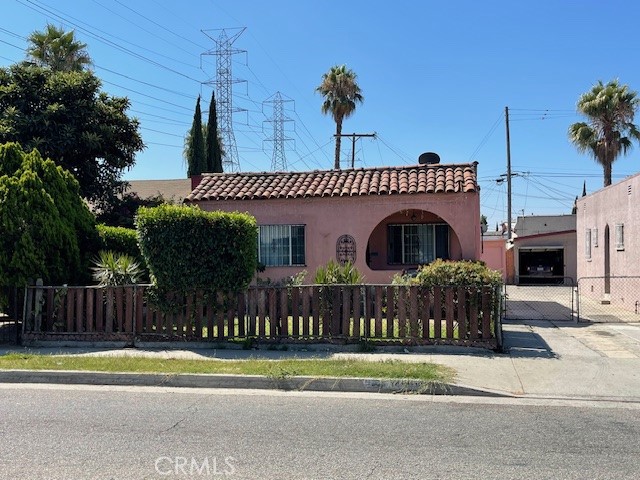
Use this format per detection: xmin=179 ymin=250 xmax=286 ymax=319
xmin=186 ymin=96 xmax=206 ymax=177
xmin=206 ymin=89 xmax=223 ymax=173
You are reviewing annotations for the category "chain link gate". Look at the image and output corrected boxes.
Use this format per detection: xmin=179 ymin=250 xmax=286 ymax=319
xmin=504 ymin=278 xmax=576 ymax=322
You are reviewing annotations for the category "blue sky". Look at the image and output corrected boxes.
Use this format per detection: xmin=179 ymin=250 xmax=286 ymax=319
xmin=2 ymin=0 xmax=640 ymax=229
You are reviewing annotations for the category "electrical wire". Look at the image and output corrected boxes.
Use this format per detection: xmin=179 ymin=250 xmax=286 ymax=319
xmin=468 ymin=112 xmax=504 ymax=161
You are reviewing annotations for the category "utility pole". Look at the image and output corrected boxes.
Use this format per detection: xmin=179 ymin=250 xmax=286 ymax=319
xmin=334 ymin=133 xmax=376 ymax=168
xmin=505 ymin=106 xmax=512 ymax=241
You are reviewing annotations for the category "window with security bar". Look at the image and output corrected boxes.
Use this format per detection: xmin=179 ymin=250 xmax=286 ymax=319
xmin=615 ymin=223 xmax=624 ymax=250
xmin=585 ymin=228 xmax=591 ymax=259
xmin=258 ymin=225 xmax=305 ymax=266
xmin=387 ymin=224 xmax=449 ymax=265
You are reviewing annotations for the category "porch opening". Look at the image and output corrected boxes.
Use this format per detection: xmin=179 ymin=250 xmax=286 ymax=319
xmin=365 ymin=209 xmax=461 ymax=271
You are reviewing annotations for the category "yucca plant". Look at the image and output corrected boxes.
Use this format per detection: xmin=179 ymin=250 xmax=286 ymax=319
xmin=313 ymin=260 xmax=364 ymax=336
xmin=314 ymin=259 xmax=364 ymax=285
xmin=92 ymin=250 xmax=143 ymax=286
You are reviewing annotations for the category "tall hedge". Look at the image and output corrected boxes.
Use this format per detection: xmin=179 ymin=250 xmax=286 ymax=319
xmin=135 ymin=205 xmax=257 ymax=293
xmin=0 ymin=142 xmax=98 ymax=286
xmin=97 ymin=224 xmax=141 ymax=259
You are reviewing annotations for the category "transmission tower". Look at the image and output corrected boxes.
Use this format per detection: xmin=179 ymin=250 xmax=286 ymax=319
xmin=263 ymin=92 xmax=294 ymax=171
xmin=201 ymin=28 xmax=246 ymax=172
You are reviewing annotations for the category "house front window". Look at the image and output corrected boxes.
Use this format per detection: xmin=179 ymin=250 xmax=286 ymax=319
xmin=258 ymin=225 xmax=305 ymax=266
xmin=387 ymin=224 xmax=449 ymax=265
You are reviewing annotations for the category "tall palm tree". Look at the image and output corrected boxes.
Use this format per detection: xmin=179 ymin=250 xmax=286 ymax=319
xmin=569 ymin=79 xmax=640 ymax=186
xmin=26 ymin=24 xmax=92 ymax=72
xmin=316 ymin=65 xmax=363 ymax=169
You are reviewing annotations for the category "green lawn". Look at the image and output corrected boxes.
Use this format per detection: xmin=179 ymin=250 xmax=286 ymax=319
xmin=0 ymin=353 xmax=453 ymax=382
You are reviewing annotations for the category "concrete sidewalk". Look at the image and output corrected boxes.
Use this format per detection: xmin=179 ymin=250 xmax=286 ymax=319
xmin=2 ymin=319 xmax=640 ymax=400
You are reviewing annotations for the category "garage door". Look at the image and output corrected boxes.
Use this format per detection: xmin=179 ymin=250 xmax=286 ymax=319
xmin=518 ymin=247 xmax=564 ymax=285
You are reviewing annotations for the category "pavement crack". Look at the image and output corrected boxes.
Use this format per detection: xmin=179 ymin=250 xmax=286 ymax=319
xmin=159 ymin=402 xmax=199 ymax=434
xmin=509 ymin=356 xmax=525 ymax=395
xmin=160 ymin=416 xmax=187 ymax=433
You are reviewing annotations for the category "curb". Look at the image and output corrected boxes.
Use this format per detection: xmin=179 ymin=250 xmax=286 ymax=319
xmin=0 ymin=370 xmax=510 ymax=397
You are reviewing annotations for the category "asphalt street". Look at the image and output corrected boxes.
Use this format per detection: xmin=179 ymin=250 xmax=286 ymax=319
xmin=1 ymin=384 xmax=640 ymax=480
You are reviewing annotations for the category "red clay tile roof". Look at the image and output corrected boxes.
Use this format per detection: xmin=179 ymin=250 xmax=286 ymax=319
xmin=186 ymin=163 xmax=478 ymax=202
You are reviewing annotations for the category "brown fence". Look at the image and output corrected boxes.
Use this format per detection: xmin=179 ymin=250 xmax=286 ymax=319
xmin=22 ymin=284 xmax=502 ymax=349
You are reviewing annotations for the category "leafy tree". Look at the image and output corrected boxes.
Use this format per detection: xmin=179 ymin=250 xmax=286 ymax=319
xmin=316 ymin=65 xmax=364 ymax=170
xmin=569 ymin=79 xmax=640 ymax=186
xmin=96 ymin=192 xmax=165 ymax=229
xmin=0 ymin=63 xmax=144 ymax=208
xmin=0 ymin=142 xmax=99 ymax=287
xmin=26 ymin=24 xmax=92 ymax=72
xmin=206 ymin=89 xmax=223 ymax=173
xmin=185 ymin=95 xmax=206 ymax=177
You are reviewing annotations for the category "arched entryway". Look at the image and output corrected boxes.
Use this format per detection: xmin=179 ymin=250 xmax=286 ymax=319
xmin=365 ymin=209 xmax=461 ymax=271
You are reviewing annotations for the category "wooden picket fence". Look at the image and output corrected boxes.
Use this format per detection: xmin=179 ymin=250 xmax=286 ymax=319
xmin=22 ymin=284 xmax=502 ymax=348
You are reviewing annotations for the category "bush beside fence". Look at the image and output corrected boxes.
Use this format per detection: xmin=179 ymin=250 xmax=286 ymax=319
xmin=22 ymin=284 xmax=502 ymax=349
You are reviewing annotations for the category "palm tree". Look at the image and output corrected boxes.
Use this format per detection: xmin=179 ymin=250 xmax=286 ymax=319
xmin=316 ymin=65 xmax=364 ymax=169
xmin=26 ymin=24 xmax=92 ymax=72
xmin=569 ymin=79 xmax=640 ymax=187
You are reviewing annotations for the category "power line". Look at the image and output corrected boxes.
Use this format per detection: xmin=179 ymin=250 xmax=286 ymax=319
xmin=0 ymin=24 xmax=198 ymax=113
xmin=91 ymin=0 xmax=197 ymax=58
xmin=112 ymin=0 xmax=207 ymax=50
xmin=140 ymin=127 xmax=184 ymax=138
xmin=101 ymin=80 xmax=192 ymax=111
xmin=18 ymin=0 xmax=203 ymax=83
xmin=468 ymin=112 xmax=504 ymax=161
xmin=375 ymin=134 xmax=413 ymax=163
xmin=95 ymin=65 xmax=194 ymax=99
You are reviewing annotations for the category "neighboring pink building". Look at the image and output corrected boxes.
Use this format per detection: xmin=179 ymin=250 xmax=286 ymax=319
xmin=577 ymin=172 xmax=640 ymax=309
xmin=186 ymin=163 xmax=481 ymax=284
xmin=480 ymin=230 xmax=507 ymax=282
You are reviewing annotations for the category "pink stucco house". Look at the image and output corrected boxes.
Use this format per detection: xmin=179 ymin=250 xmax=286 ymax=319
xmin=480 ymin=230 xmax=507 ymax=282
xmin=186 ymin=162 xmax=481 ymax=284
xmin=577 ymin=172 xmax=640 ymax=309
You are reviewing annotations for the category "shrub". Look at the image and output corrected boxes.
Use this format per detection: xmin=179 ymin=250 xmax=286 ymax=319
xmin=135 ymin=204 xmax=257 ymax=295
xmin=410 ymin=259 xmax=502 ymax=288
xmin=92 ymin=251 xmax=143 ymax=286
xmin=256 ymin=270 xmax=307 ymax=287
xmin=0 ymin=142 xmax=98 ymax=287
xmin=314 ymin=260 xmax=364 ymax=285
xmin=97 ymin=224 xmax=141 ymax=259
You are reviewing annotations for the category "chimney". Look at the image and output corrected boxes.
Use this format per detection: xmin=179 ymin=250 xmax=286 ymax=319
xmin=191 ymin=174 xmax=203 ymax=191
